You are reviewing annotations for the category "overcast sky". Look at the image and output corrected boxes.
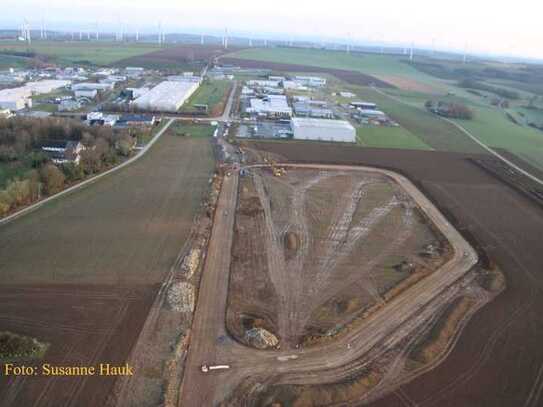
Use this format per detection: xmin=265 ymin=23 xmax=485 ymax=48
xmin=1 ymin=0 xmax=541 ymax=59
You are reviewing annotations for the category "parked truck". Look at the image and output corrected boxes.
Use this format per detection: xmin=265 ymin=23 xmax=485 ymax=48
xmin=201 ymin=364 xmax=230 ymax=373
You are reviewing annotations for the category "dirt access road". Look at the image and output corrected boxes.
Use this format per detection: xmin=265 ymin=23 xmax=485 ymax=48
xmin=179 ymin=163 xmax=477 ymax=406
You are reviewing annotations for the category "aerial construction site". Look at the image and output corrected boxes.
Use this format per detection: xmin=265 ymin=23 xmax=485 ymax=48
xmin=179 ymin=155 xmax=503 ymax=406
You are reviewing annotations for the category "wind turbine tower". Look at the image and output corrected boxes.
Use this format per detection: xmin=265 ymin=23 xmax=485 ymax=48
xmin=158 ymin=22 xmax=162 ymax=45
xmin=409 ymin=43 xmax=414 ymax=62
xmin=224 ymin=28 xmax=228 ymax=49
xmin=25 ymin=21 xmax=31 ymax=45
xmin=201 ymin=34 xmax=204 ymax=45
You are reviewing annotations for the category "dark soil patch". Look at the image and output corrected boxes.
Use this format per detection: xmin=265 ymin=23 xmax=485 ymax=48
xmin=117 ymin=45 xmax=244 ymax=69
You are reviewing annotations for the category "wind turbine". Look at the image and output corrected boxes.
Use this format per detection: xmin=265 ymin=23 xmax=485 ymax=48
xmin=25 ymin=20 xmax=31 ymax=44
xmin=409 ymin=42 xmax=414 ymax=62
xmin=158 ymin=21 xmax=163 ymax=45
xmin=223 ymin=28 xmax=228 ymax=49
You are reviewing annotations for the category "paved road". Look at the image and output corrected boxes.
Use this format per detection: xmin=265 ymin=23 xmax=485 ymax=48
xmin=179 ymin=163 xmax=478 ymax=406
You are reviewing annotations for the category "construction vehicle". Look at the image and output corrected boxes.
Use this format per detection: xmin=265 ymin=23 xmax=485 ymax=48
xmin=270 ymin=160 xmax=286 ymax=177
xmin=201 ymin=364 xmax=230 ymax=373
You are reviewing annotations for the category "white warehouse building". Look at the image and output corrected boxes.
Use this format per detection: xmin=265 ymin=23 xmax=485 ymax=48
xmin=291 ymin=118 xmax=356 ymax=143
xmin=0 ymin=79 xmax=71 ymax=111
xmin=133 ymin=81 xmax=199 ymax=112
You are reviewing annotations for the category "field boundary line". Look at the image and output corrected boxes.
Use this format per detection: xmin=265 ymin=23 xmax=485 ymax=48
xmin=371 ymin=86 xmax=543 ymax=187
xmin=0 ymin=118 xmax=175 ymax=227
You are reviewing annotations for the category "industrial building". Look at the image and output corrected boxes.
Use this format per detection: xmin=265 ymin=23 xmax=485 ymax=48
xmin=132 ymin=81 xmax=199 ymax=112
xmin=293 ymin=101 xmax=334 ymax=119
xmin=72 ymin=82 xmax=114 ymax=92
xmin=291 ymin=118 xmax=356 ymax=142
xmin=351 ymin=101 xmax=377 ymax=110
xmin=58 ymin=99 xmax=82 ymax=112
xmin=167 ymin=73 xmax=202 ymax=83
xmin=294 ymin=76 xmax=327 ymax=87
xmin=75 ymin=89 xmax=98 ymax=99
xmin=247 ymin=95 xmax=292 ymax=118
xmin=0 ymin=79 xmax=71 ymax=111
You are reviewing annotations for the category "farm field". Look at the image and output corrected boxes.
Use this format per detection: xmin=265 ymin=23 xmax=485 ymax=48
xmin=356 ymin=126 xmax=432 ymax=150
xmin=0 ymin=53 xmax=32 ymax=69
xmin=168 ymin=121 xmax=216 ymax=138
xmin=452 ymin=105 xmax=543 ymax=170
xmin=247 ymin=140 xmax=543 ymax=406
xmin=116 ymin=44 xmax=238 ymax=70
xmin=353 ymin=87 xmax=485 ymax=153
xmin=228 ymin=167 xmax=450 ymax=349
xmin=0 ymin=40 xmax=162 ymax=65
xmin=226 ymin=47 xmax=448 ymax=92
xmin=180 ymin=79 xmax=231 ymax=116
xmin=0 ymin=132 xmax=214 ymax=405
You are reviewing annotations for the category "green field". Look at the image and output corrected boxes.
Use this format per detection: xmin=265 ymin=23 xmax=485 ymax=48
xmin=181 ymin=80 xmax=231 ymax=115
xmin=228 ymin=47 xmax=448 ymax=90
xmin=0 ymin=132 xmax=214 ymax=284
xmin=0 ymin=54 xmax=32 ymax=69
xmin=351 ymin=87 xmax=484 ymax=153
xmin=451 ymin=106 xmax=543 ymax=169
xmin=0 ymin=41 xmax=162 ymax=65
xmin=356 ymin=126 xmax=431 ymax=150
xmin=229 ymin=48 xmax=416 ymax=76
xmin=170 ymin=122 xmax=217 ymax=138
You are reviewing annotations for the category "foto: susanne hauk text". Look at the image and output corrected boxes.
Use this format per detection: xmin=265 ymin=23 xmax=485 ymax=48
xmin=3 ymin=363 xmax=134 ymax=376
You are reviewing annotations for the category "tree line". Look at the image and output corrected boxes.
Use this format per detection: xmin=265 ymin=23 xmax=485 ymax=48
xmin=0 ymin=117 xmax=139 ymax=217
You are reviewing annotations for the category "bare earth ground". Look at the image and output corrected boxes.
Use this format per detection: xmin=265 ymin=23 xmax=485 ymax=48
xmin=227 ymin=168 xmax=450 ymax=350
xmin=0 ymin=133 xmax=214 ymax=406
xmin=179 ymin=158 xmax=481 ymax=406
xmin=247 ymin=142 xmax=543 ymax=406
xmin=375 ymin=75 xmax=443 ymax=94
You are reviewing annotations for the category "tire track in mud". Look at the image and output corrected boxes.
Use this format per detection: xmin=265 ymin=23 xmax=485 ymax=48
xmin=283 ymin=171 xmax=336 ymax=344
xmin=252 ymin=171 xmax=290 ymax=345
xmin=308 ymin=204 xmax=416 ymax=330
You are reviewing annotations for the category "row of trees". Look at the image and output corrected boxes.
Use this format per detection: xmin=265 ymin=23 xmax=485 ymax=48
xmin=0 ymin=164 xmax=65 ymax=216
xmin=425 ymin=100 xmax=474 ymax=120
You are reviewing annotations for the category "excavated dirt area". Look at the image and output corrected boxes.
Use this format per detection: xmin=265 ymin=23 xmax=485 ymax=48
xmin=226 ymin=167 xmax=451 ymax=350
